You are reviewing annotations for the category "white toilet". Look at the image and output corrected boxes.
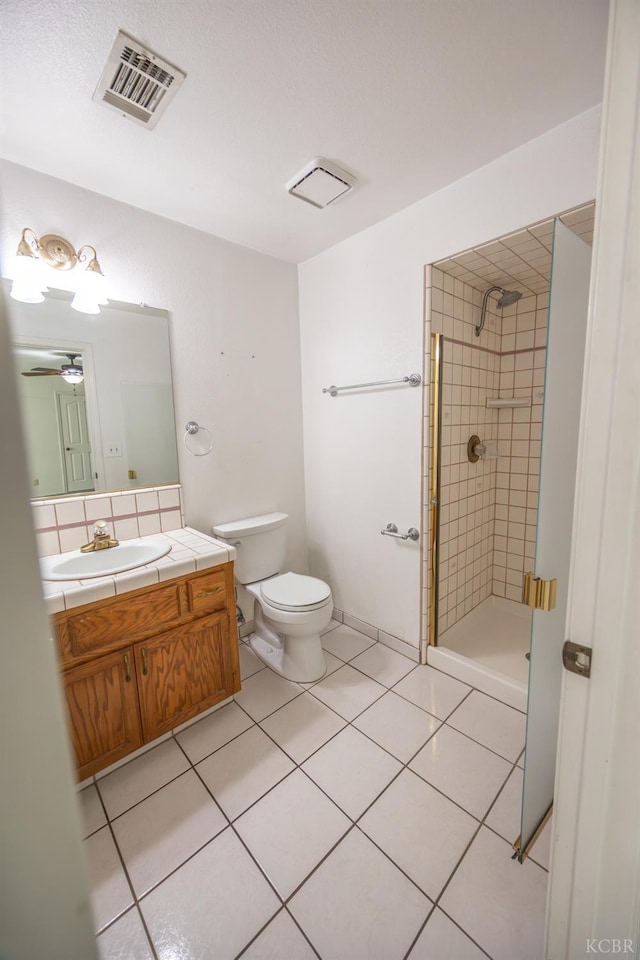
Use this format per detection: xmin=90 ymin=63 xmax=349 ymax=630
xmin=211 ymin=512 xmax=333 ymax=682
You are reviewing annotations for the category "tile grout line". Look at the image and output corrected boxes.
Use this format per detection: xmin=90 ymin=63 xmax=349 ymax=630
xmin=261 ymin=658 xmax=531 ymax=953
xmin=86 ymin=787 xmax=134 ymax=942
xmin=406 ymin=747 xmax=532 ymax=960
xmin=89 ymin=643 xmax=517 ymax=840
xmin=96 ymin=733 xmax=284 ymax=933
xmin=103 ymin=683 xmax=437 ymax=947
xmin=233 ymin=670 xmax=515 ymax=919
xmin=87 ymin=627 xmax=532 ymax=958
xmin=232 ymin=904 xmax=323 ymax=960
xmin=92 ymin=786 xmax=160 ymax=960
xmin=238 ymin=661 xmax=504 ymax=836
xmin=170 ymin=733 xmax=289 ymax=912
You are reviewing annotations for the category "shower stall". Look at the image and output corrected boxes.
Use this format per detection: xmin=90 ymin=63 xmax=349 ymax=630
xmin=423 ymin=204 xmax=594 ymax=858
xmin=426 ymin=270 xmax=545 ymax=701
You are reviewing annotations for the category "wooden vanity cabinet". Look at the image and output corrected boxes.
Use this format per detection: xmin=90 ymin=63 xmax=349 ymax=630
xmin=54 ymin=562 xmax=240 ymax=780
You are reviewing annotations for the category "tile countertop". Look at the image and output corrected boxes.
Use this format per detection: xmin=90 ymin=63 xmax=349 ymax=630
xmin=40 ymin=528 xmax=237 ymax=616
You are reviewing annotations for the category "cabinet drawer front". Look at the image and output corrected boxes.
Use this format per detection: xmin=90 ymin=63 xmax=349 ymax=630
xmin=187 ymin=569 xmax=227 ymax=614
xmin=66 ymin=583 xmax=182 ymax=657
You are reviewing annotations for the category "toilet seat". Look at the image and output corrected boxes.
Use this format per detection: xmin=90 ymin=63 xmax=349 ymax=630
xmin=260 ymin=572 xmax=331 ymax=612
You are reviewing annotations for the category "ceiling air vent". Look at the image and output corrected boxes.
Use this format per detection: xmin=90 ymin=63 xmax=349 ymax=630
xmin=286 ymin=158 xmax=356 ymax=208
xmin=93 ymin=31 xmax=185 ymax=129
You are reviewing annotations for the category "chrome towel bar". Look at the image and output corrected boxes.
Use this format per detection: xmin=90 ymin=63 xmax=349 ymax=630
xmin=322 ymin=373 xmax=421 ymax=397
xmin=381 ymin=523 xmax=420 ymax=541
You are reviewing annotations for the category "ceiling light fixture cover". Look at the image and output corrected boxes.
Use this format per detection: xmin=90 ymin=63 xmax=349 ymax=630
xmin=287 ymin=158 xmax=356 ymax=208
xmin=93 ymin=31 xmax=186 ymax=129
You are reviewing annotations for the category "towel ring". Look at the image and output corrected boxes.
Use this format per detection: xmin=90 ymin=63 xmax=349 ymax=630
xmin=184 ymin=421 xmax=213 ymax=456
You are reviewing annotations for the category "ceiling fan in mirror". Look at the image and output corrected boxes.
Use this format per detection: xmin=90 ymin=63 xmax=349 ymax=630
xmin=21 ymin=352 xmax=84 ymax=385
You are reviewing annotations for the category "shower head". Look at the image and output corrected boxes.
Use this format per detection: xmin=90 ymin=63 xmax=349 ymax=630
xmin=475 ymin=285 xmax=523 ymax=336
xmin=496 ymin=288 xmax=522 ymax=309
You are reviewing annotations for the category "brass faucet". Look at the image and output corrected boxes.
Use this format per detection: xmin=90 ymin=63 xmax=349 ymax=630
xmin=80 ymin=520 xmax=119 ymax=552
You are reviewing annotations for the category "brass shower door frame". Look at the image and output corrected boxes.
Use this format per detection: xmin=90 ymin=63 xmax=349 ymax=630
xmin=429 ymin=332 xmax=443 ymax=646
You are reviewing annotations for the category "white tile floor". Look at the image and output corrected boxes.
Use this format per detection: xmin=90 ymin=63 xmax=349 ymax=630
xmin=81 ymin=620 xmax=548 ymax=960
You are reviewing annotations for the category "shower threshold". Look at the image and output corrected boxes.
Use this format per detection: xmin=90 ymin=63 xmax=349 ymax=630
xmin=428 ymin=596 xmax=531 ymax=712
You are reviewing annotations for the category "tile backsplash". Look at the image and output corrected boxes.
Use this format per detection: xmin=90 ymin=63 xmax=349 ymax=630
xmin=31 ymin=484 xmax=184 ymax=557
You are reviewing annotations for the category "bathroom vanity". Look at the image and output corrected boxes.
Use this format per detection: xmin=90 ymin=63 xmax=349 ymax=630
xmin=49 ymin=539 xmax=240 ymax=780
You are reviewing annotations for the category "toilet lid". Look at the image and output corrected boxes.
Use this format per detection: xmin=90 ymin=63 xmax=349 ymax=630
xmin=261 ymin=572 xmax=331 ymax=612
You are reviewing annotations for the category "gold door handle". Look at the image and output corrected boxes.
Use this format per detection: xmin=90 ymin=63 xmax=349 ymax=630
xmin=196 ymin=587 xmax=223 ymax=598
xmin=523 ymin=572 xmax=558 ymax=611
xmin=123 ymin=653 xmax=131 ymax=683
xmin=141 ymin=647 xmax=149 ymax=676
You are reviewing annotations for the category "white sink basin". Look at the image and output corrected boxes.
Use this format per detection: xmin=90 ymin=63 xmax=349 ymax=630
xmin=40 ymin=535 xmax=172 ymax=581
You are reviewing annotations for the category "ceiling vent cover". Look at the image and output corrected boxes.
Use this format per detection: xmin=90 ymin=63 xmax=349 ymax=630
xmin=287 ymin=158 xmax=356 ymax=208
xmin=93 ymin=31 xmax=185 ymax=129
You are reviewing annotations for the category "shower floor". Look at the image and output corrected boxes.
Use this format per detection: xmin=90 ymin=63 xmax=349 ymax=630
xmin=440 ymin=596 xmax=531 ymax=685
xmin=428 ymin=597 xmax=530 ymax=711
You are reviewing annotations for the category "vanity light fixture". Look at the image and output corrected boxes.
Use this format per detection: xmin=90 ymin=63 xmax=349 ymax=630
xmin=10 ymin=228 xmax=108 ymax=315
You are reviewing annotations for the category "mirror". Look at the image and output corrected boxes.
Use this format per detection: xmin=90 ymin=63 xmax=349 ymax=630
xmin=6 ymin=281 xmax=180 ymax=499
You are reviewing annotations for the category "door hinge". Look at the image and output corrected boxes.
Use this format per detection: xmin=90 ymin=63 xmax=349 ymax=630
xmin=562 ymin=640 xmax=592 ymax=678
xmin=522 ymin=572 xmax=557 ymax=611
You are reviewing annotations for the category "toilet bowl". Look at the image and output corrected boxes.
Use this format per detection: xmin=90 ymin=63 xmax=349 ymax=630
xmin=246 ymin=573 xmax=332 ymax=681
xmin=211 ymin=513 xmax=333 ymax=682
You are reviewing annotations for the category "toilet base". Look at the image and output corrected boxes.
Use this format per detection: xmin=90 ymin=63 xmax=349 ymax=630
xmin=250 ymin=624 xmax=327 ymax=683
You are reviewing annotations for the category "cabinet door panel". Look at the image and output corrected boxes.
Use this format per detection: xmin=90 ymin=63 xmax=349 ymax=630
xmin=136 ymin=612 xmax=239 ymax=741
xmin=64 ymin=649 xmax=142 ymax=780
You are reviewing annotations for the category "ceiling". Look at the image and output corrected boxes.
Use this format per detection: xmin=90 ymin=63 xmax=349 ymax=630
xmin=434 ymin=202 xmax=596 ymax=295
xmin=0 ymin=1 xmax=609 ymax=264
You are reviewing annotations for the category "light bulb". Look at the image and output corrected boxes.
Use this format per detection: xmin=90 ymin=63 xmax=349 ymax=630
xmin=77 ymin=255 xmax=108 ymax=302
xmin=10 ymin=251 xmax=48 ymax=303
xmin=60 ymin=371 xmax=84 ymax=385
xmin=10 ymin=282 xmax=45 ymax=304
xmin=70 ymin=292 xmax=100 ymax=315
xmin=84 ymin=268 xmax=108 ymax=306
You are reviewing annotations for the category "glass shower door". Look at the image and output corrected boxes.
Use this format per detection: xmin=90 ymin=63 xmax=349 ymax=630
xmin=517 ymin=220 xmax=592 ymax=859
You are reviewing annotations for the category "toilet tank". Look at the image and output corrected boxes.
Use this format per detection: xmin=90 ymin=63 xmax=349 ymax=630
xmin=212 ymin=512 xmax=287 ymax=584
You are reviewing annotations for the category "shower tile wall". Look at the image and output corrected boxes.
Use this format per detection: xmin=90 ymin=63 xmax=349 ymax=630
xmin=425 ymin=269 xmax=548 ymax=636
xmin=492 ymin=295 xmax=548 ymax=602
xmin=429 ymin=269 xmax=499 ymax=635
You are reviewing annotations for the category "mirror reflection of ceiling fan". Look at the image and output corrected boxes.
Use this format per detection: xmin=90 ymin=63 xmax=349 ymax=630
xmin=21 ymin=352 xmax=84 ymax=385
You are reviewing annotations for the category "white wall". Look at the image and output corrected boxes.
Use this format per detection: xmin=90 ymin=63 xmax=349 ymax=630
xmin=0 ymin=160 xmax=308 ymax=576
xmin=0 ymin=289 xmax=98 ymax=959
xmin=298 ymin=106 xmax=602 ymax=648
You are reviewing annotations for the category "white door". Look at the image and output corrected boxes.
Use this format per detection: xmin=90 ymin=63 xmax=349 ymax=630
xmin=546 ymin=0 xmax=640 ymax=952
xmin=518 ymin=220 xmax=591 ymax=856
xmin=57 ymin=393 xmax=94 ymax=494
